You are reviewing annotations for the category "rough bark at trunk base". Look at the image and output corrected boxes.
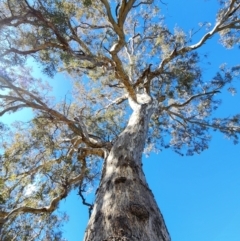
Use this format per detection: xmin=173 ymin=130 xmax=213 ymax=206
xmin=84 ymin=98 xmax=171 ymax=241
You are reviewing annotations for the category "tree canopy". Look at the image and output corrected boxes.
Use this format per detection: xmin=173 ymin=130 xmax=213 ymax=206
xmin=0 ymin=0 xmax=240 ymax=240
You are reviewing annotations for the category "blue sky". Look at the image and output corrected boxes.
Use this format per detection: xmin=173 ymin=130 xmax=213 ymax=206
xmin=60 ymin=1 xmax=240 ymax=241
xmin=1 ymin=1 xmax=240 ymax=241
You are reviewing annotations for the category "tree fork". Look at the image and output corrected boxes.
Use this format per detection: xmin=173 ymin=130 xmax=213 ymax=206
xmin=84 ymin=95 xmax=170 ymax=241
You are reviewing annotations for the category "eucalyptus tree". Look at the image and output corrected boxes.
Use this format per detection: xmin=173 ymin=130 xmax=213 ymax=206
xmin=0 ymin=0 xmax=240 ymax=240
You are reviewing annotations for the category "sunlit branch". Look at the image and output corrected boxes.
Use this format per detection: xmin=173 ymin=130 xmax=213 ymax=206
xmin=117 ymin=0 xmax=136 ymax=27
xmin=74 ymin=116 xmax=89 ymax=140
xmin=78 ymin=147 xmax=108 ymax=159
xmin=66 ymin=135 xmax=109 ymax=159
xmin=0 ymin=94 xmax=25 ymax=104
xmin=221 ymin=0 xmax=240 ymax=22
xmin=3 ymin=188 xmax=68 ymax=221
xmin=150 ymin=0 xmax=240 ymax=78
xmin=124 ymin=46 xmax=134 ymax=82
xmin=111 ymin=55 xmax=137 ymax=101
xmin=187 ymin=0 xmax=240 ymax=51
xmin=65 ymin=136 xmax=83 ymax=158
xmin=218 ymin=19 xmax=240 ymax=30
xmin=79 ymin=22 xmax=112 ymax=30
xmin=99 ymin=0 xmax=138 ymax=101
xmin=95 ymin=94 xmax=128 ymax=115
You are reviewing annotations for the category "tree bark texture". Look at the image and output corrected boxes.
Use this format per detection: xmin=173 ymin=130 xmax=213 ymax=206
xmin=84 ymin=97 xmax=171 ymax=241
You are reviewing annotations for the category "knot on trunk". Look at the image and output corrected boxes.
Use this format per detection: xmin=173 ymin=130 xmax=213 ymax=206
xmin=114 ymin=177 xmax=127 ymax=184
xmin=129 ymin=203 xmax=149 ymax=220
xmin=112 ymin=215 xmax=132 ymax=239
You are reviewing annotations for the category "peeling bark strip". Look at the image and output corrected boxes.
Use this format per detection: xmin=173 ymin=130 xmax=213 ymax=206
xmin=84 ymin=96 xmax=170 ymax=241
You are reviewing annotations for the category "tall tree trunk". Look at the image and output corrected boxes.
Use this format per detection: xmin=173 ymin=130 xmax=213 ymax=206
xmin=84 ymin=96 xmax=171 ymax=241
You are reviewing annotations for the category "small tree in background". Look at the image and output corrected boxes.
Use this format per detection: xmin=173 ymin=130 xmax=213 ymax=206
xmin=0 ymin=0 xmax=240 ymax=240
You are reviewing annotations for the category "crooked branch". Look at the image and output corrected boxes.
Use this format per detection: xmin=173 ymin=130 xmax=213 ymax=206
xmin=165 ymin=90 xmax=220 ymax=110
xmin=78 ymin=184 xmax=93 ymax=218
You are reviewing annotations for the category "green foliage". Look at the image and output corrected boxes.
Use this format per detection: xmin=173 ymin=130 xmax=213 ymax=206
xmin=83 ymin=0 xmax=92 ymax=7
xmin=0 ymin=0 xmax=240 ymax=239
xmin=1 ymin=212 xmax=68 ymax=241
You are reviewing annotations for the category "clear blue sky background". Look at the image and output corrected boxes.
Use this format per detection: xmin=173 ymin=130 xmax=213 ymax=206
xmin=1 ymin=1 xmax=240 ymax=241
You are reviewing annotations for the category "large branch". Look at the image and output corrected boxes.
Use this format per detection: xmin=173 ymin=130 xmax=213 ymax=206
xmin=100 ymin=0 xmax=119 ymax=32
xmin=218 ymin=19 xmax=240 ymax=30
xmin=184 ymin=0 xmax=240 ymax=51
xmin=0 ymin=76 xmax=109 ymax=148
xmin=150 ymin=0 xmax=240 ymax=79
xmin=0 ymin=43 xmax=68 ymax=58
xmin=117 ymin=0 xmax=136 ymax=28
xmin=111 ymin=54 xmax=137 ymax=101
xmin=100 ymin=0 xmax=137 ymax=101
xmin=0 ymin=104 xmax=28 ymax=116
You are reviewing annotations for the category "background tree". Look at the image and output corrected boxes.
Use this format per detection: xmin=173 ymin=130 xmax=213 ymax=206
xmin=0 ymin=0 xmax=240 ymax=240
